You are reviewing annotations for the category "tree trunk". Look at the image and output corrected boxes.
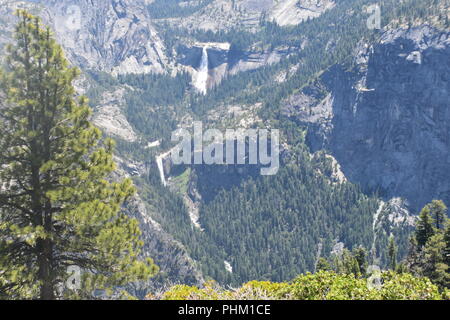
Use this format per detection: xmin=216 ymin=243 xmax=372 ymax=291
xmin=38 ymin=237 xmax=54 ymax=300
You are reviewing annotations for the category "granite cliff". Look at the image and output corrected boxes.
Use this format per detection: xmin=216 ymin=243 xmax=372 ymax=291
xmin=284 ymin=26 xmax=450 ymax=212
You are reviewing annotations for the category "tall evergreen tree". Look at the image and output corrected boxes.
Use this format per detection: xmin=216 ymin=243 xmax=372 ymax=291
xmin=445 ymin=222 xmax=450 ymax=266
xmin=405 ymin=201 xmax=449 ymax=290
xmin=422 ymin=233 xmax=449 ymax=290
xmin=352 ymin=246 xmax=368 ymax=276
xmin=316 ymin=257 xmax=332 ymax=272
xmin=427 ymin=200 xmax=447 ymax=230
xmin=0 ymin=10 xmax=157 ymax=300
xmin=415 ymin=206 xmax=435 ymax=248
xmin=388 ymin=236 xmax=397 ymax=271
xmin=334 ymin=249 xmax=361 ymax=277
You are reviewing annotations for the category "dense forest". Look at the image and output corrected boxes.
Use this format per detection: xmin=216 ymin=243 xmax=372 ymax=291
xmin=152 ymin=200 xmax=450 ymax=299
xmin=147 ymin=0 xmax=215 ymax=19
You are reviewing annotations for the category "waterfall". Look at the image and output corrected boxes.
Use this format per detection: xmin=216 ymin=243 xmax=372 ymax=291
xmin=371 ymin=200 xmax=385 ymax=261
xmin=194 ymin=46 xmax=208 ymax=95
xmin=156 ymin=150 xmax=172 ymax=187
xmin=156 ymin=154 xmax=166 ymax=187
xmin=224 ymin=261 xmax=233 ymax=274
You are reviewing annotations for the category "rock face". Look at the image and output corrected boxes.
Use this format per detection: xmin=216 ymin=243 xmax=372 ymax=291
xmin=7 ymin=0 xmax=169 ymax=75
xmin=92 ymin=87 xmax=138 ymax=142
xmin=269 ymin=0 xmax=335 ymax=26
xmin=286 ymin=27 xmax=450 ymax=212
xmin=156 ymin=0 xmax=265 ymax=32
xmin=155 ymin=0 xmax=335 ymax=31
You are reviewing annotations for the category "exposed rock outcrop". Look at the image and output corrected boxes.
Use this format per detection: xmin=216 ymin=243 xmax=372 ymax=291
xmin=156 ymin=0 xmax=265 ymax=32
xmin=155 ymin=0 xmax=335 ymax=31
xmin=0 ymin=0 xmax=169 ymax=75
xmin=285 ymin=26 xmax=450 ymax=212
xmin=269 ymin=0 xmax=335 ymax=26
xmin=92 ymin=87 xmax=138 ymax=142
xmin=46 ymin=0 xmax=168 ymax=75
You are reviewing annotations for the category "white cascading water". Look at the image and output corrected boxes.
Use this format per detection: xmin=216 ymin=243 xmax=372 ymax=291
xmin=156 ymin=151 xmax=171 ymax=187
xmin=156 ymin=155 xmax=166 ymax=187
xmin=194 ymin=46 xmax=208 ymax=95
xmin=159 ymin=48 xmax=207 ymax=185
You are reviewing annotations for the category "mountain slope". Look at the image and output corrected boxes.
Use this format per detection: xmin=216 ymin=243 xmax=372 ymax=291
xmin=288 ymin=26 xmax=450 ymax=212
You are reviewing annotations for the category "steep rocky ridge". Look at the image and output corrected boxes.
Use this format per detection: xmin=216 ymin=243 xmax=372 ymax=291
xmin=92 ymin=87 xmax=139 ymax=142
xmin=269 ymin=0 xmax=335 ymax=26
xmin=0 ymin=0 xmax=168 ymax=75
xmin=285 ymin=26 xmax=450 ymax=212
xmin=45 ymin=0 xmax=168 ymax=75
xmin=153 ymin=0 xmax=336 ymax=31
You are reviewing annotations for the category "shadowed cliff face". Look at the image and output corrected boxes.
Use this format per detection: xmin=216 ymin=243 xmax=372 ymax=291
xmin=285 ymin=27 xmax=450 ymax=212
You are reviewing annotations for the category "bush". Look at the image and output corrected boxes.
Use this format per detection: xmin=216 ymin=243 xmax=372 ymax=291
xmin=156 ymin=271 xmax=447 ymax=300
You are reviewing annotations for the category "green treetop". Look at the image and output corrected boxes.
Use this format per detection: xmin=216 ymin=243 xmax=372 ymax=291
xmin=415 ymin=205 xmax=436 ymax=248
xmin=427 ymin=200 xmax=448 ymax=231
xmin=388 ymin=236 xmax=398 ymax=271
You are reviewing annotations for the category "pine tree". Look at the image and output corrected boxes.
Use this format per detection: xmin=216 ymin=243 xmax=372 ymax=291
xmin=0 ymin=10 xmax=157 ymax=300
xmin=445 ymin=222 xmax=450 ymax=266
xmin=427 ymin=200 xmax=447 ymax=230
xmin=422 ymin=233 xmax=449 ymax=290
xmin=404 ymin=236 xmax=423 ymax=276
xmin=388 ymin=236 xmax=397 ymax=271
xmin=352 ymin=246 xmax=368 ymax=276
xmin=335 ymin=249 xmax=361 ymax=276
xmin=316 ymin=257 xmax=332 ymax=272
xmin=415 ymin=206 xmax=435 ymax=248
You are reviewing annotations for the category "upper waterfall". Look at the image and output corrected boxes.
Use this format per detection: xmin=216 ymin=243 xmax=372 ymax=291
xmin=156 ymin=154 xmax=167 ymax=187
xmin=156 ymin=150 xmax=172 ymax=187
xmin=194 ymin=47 xmax=209 ymax=95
